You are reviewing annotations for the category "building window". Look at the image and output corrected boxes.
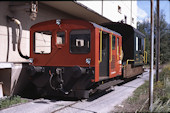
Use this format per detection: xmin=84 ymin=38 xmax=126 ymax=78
xmin=118 ymin=6 xmax=121 ymax=14
xmin=124 ymin=15 xmax=127 ymax=24
xmin=132 ymin=17 xmax=134 ymax=24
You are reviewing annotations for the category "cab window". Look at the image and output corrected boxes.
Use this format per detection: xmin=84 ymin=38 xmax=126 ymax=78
xmin=34 ymin=31 xmax=52 ymax=54
xmin=70 ymin=29 xmax=90 ymax=54
xmin=56 ymin=31 xmax=65 ymax=45
xmin=136 ymin=36 xmax=144 ymax=51
xmin=112 ymin=35 xmax=116 ymax=50
xmin=136 ymin=36 xmax=139 ymax=51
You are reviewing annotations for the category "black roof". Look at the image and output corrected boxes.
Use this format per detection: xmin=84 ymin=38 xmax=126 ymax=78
xmin=91 ymin=22 xmax=121 ymax=37
xmin=101 ymin=22 xmax=145 ymax=38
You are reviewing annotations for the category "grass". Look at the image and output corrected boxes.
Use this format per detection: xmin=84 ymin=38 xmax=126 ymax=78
xmin=112 ymin=63 xmax=170 ymax=112
xmin=112 ymin=80 xmax=149 ymax=112
xmin=152 ymin=98 xmax=170 ymax=112
xmin=127 ymin=81 xmax=149 ymax=104
xmin=127 ymin=80 xmax=149 ymax=112
xmin=152 ymin=63 xmax=170 ymax=112
xmin=0 ymin=95 xmax=28 ymax=110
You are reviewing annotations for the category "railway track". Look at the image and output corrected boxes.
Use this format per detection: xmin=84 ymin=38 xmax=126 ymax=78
xmin=51 ymin=71 xmax=150 ymax=113
xmin=0 ymin=71 xmax=149 ymax=113
xmin=51 ymin=101 xmax=80 ymax=113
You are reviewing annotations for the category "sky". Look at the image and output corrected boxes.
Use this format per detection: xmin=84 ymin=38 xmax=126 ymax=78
xmin=137 ymin=0 xmax=170 ymax=24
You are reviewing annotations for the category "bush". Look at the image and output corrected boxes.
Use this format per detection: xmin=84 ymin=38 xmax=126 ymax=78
xmin=0 ymin=95 xmax=28 ymax=109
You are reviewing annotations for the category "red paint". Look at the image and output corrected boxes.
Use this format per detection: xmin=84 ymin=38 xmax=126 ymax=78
xmin=30 ymin=19 xmax=122 ymax=82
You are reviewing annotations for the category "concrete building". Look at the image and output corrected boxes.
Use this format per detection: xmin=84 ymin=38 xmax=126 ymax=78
xmin=77 ymin=1 xmax=137 ymax=28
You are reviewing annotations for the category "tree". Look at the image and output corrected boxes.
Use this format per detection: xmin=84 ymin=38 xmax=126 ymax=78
xmin=137 ymin=20 xmax=151 ymax=64
xmin=137 ymin=9 xmax=170 ymax=64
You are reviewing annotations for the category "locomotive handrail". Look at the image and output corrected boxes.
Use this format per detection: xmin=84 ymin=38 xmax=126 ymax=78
xmin=144 ymin=51 xmax=147 ymax=64
xmin=126 ymin=59 xmax=134 ymax=66
xmin=144 ymin=38 xmax=145 ymax=63
xmin=144 ymin=38 xmax=146 ymax=52
xmin=144 ymin=38 xmax=147 ymax=64
xmin=109 ymin=33 xmax=113 ymax=63
xmin=117 ymin=38 xmax=119 ymax=60
xmin=99 ymin=29 xmax=103 ymax=63
xmin=120 ymin=46 xmax=123 ymax=60
xmin=122 ymin=59 xmax=134 ymax=68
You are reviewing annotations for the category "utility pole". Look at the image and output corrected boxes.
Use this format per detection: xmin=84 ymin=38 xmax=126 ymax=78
xmin=149 ymin=0 xmax=154 ymax=111
xmin=101 ymin=0 xmax=103 ymax=15
xmin=156 ymin=0 xmax=160 ymax=82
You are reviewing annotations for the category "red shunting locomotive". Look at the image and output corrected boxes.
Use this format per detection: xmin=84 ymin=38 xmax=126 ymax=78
xmin=29 ymin=19 xmax=146 ymax=98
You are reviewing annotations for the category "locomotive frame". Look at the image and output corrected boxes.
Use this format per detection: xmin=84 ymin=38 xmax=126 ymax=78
xmin=28 ymin=19 xmax=146 ymax=98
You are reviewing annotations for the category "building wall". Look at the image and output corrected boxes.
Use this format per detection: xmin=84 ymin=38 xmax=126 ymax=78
xmin=77 ymin=1 xmax=137 ymax=28
xmin=0 ymin=1 xmax=137 ymax=63
xmin=0 ymin=2 xmax=76 ymax=63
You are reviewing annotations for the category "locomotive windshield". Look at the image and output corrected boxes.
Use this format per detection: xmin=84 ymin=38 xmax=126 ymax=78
xmin=34 ymin=31 xmax=52 ymax=54
xmin=56 ymin=31 xmax=65 ymax=45
xmin=136 ymin=36 xmax=144 ymax=51
xmin=70 ymin=29 xmax=90 ymax=54
xmin=112 ymin=35 xmax=116 ymax=50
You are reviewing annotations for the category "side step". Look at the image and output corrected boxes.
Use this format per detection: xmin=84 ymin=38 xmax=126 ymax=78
xmin=87 ymin=79 xmax=124 ymax=98
xmin=60 ymin=80 xmax=124 ymax=99
xmin=96 ymin=80 xmax=124 ymax=90
xmin=67 ymin=80 xmax=124 ymax=99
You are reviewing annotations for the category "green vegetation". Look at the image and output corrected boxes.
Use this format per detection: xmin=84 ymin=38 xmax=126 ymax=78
xmin=152 ymin=64 xmax=170 ymax=112
xmin=152 ymin=98 xmax=170 ymax=112
xmin=112 ymin=80 xmax=149 ymax=112
xmin=127 ymin=81 xmax=149 ymax=104
xmin=127 ymin=81 xmax=149 ymax=112
xmin=113 ymin=63 xmax=170 ymax=112
xmin=0 ymin=95 xmax=28 ymax=110
xmin=137 ymin=9 xmax=170 ymax=64
xmin=136 ymin=7 xmax=170 ymax=112
xmin=136 ymin=64 xmax=170 ymax=112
